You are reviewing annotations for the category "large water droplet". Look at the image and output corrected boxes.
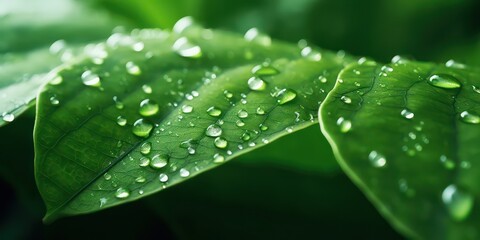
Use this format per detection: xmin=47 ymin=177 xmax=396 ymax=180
xmin=207 ymin=106 xmax=222 ymax=117
xmin=139 ymin=99 xmax=159 ymax=116
xmin=179 ymin=168 xmax=190 ymax=177
xmin=460 ymin=111 xmax=480 ymax=124
xmin=368 ymin=151 xmax=387 ymax=168
xmin=214 ymin=137 xmax=228 ymax=149
xmin=206 ymin=124 xmax=222 ymax=137
xmin=159 ymin=173 xmax=169 ymax=183
xmin=252 ymin=64 xmax=279 ymax=76
xmin=140 ymin=142 xmax=152 ymax=155
xmin=336 ymin=117 xmax=352 ymax=133
xmin=427 ymin=74 xmax=461 ymax=89
xmin=248 ymin=77 xmax=267 ymax=91
xmin=81 ymin=70 xmax=101 ymax=87
xmin=401 ymin=109 xmax=415 ymax=119
xmin=274 ymin=89 xmax=297 ymax=105
xmin=442 ymin=184 xmax=474 ymax=221
xmin=126 ymin=61 xmax=141 ymax=75
xmin=115 ymin=188 xmax=130 ymax=199
xmin=132 ymin=119 xmax=153 ymax=137
xmin=150 ymin=154 xmax=169 ymax=169
xmin=173 ymin=37 xmax=202 ymax=58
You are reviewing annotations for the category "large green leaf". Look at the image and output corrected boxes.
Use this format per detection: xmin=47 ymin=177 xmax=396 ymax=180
xmin=0 ymin=0 xmax=125 ymax=126
xmin=35 ymin=22 xmax=351 ymax=222
xmin=320 ymin=59 xmax=480 ymax=239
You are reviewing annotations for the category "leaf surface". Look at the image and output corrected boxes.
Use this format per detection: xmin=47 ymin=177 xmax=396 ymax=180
xmin=320 ymin=59 xmax=480 ymax=239
xmin=35 ymin=23 xmax=350 ymax=222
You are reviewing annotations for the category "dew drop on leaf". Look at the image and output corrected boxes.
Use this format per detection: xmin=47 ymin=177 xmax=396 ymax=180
xmin=150 ymin=154 xmax=169 ymax=169
xmin=301 ymin=46 xmax=322 ymax=61
xmin=182 ymin=105 xmax=193 ymax=113
xmin=214 ymin=137 xmax=228 ymax=149
xmin=401 ymin=109 xmax=415 ymax=119
xmin=340 ymin=95 xmax=352 ymax=104
xmin=427 ymin=74 xmax=461 ymax=89
xmin=115 ymin=188 xmax=130 ymax=199
xmin=173 ymin=37 xmax=202 ymax=58
xmin=442 ymin=184 xmax=474 ymax=221
xmin=207 ymin=106 xmax=222 ymax=117
xmin=460 ymin=111 xmax=480 ymax=124
xmin=132 ymin=119 xmax=153 ymax=137
xmin=256 ymin=107 xmax=266 ymax=115
xmin=2 ymin=113 xmax=14 ymax=122
xmin=139 ymin=157 xmax=150 ymax=167
xmin=244 ymin=28 xmax=271 ymax=46
xmin=81 ymin=70 xmax=101 ymax=87
xmin=251 ymin=64 xmax=279 ymax=76
xmin=126 ymin=61 xmax=141 ymax=75
xmin=159 ymin=173 xmax=169 ymax=183
xmin=135 ymin=176 xmax=146 ymax=183
xmin=213 ymin=153 xmax=225 ymax=163
xmin=140 ymin=142 xmax=152 ymax=155
xmin=247 ymin=77 xmax=267 ymax=91
xmin=50 ymin=96 xmax=60 ymax=105
xmin=368 ymin=151 xmax=387 ymax=168
xmin=274 ymin=88 xmax=297 ymax=105
xmin=336 ymin=117 xmax=352 ymax=133
xmin=440 ymin=155 xmax=455 ymax=170
xmin=139 ymin=99 xmax=159 ymax=116
xmin=113 ymin=96 xmax=124 ymax=109
xmin=103 ymin=173 xmax=112 ymax=180
xmin=237 ymin=109 xmax=249 ymax=119
xmin=179 ymin=168 xmax=190 ymax=177
xmin=206 ymin=124 xmax=222 ymax=137
xmin=116 ymin=116 xmax=127 ymax=126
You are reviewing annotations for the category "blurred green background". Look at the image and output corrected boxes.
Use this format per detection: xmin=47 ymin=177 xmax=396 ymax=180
xmin=1 ymin=0 xmax=480 ymax=239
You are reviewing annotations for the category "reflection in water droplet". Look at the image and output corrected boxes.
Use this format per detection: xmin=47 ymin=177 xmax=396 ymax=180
xmin=248 ymin=77 xmax=267 ymax=91
xmin=139 ymin=99 xmax=159 ymax=116
xmin=115 ymin=188 xmax=130 ymax=199
xmin=206 ymin=124 xmax=222 ymax=137
xmin=368 ymin=151 xmax=387 ymax=168
xmin=442 ymin=184 xmax=474 ymax=221
xmin=401 ymin=109 xmax=415 ymax=119
xmin=207 ymin=106 xmax=222 ymax=117
xmin=150 ymin=154 xmax=169 ymax=169
xmin=427 ymin=74 xmax=461 ymax=89
xmin=116 ymin=116 xmax=127 ymax=126
xmin=173 ymin=37 xmax=202 ymax=58
xmin=336 ymin=117 xmax=352 ymax=133
xmin=132 ymin=119 xmax=153 ymax=137
xmin=460 ymin=111 xmax=480 ymax=124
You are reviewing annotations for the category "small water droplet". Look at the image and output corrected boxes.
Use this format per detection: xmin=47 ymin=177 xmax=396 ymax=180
xmin=256 ymin=107 xmax=266 ymax=115
xmin=237 ymin=109 xmax=249 ymax=119
xmin=113 ymin=96 xmax=124 ymax=109
xmin=173 ymin=37 xmax=202 ymax=58
xmin=142 ymin=85 xmax=152 ymax=94
xmin=207 ymin=106 xmax=222 ymax=117
xmin=445 ymin=59 xmax=466 ymax=69
xmin=259 ymin=124 xmax=268 ymax=131
xmin=50 ymin=96 xmax=60 ymax=105
xmin=81 ymin=70 xmax=101 ymax=87
xmin=236 ymin=120 xmax=245 ymax=127
xmin=248 ymin=77 xmax=267 ymax=91
xmin=336 ymin=117 xmax=352 ymax=133
xmin=139 ymin=157 xmax=150 ymax=167
xmin=252 ymin=64 xmax=279 ymax=76
xmin=427 ymin=74 xmax=461 ymax=89
xmin=115 ymin=188 xmax=130 ymax=199
xmin=214 ymin=137 xmax=228 ymax=149
xmin=401 ymin=109 xmax=415 ymax=119
xmin=224 ymin=90 xmax=233 ymax=99
xmin=206 ymin=124 xmax=222 ymax=137
xmin=179 ymin=168 xmax=190 ymax=177
xmin=213 ymin=153 xmax=225 ymax=163
xmin=126 ymin=61 xmax=141 ymax=75
xmin=159 ymin=173 xmax=169 ymax=183
xmin=274 ymin=89 xmax=297 ymax=105
xmin=49 ymin=74 xmax=63 ymax=85
xmin=340 ymin=96 xmax=352 ymax=104
xmin=241 ymin=132 xmax=251 ymax=141
xmin=2 ymin=113 xmax=14 ymax=122
xmin=182 ymin=105 xmax=193 ymax=113
xmin=440 ymin=155 xmax=455 ymax=170
xmin=103 ymin=173 xmax=112 ymax=180
xmin=301 ymin=46 xmax=322 ymax=61
xmin=460 ymin=111 xmax=480 ymax=124
xmin=132 ymin=119 xmax=153 ymax=137
xmin=116 ymin=116 xmax=127 ymax=126
xmin=442 ymin=184 xmax=474 ymax=221
xmin=244 ymin=28 xmax=271 ymax=46
xmin=368 ymin=151 xmax=387 ymax=168
xmin=140 ymin=142 xmax=152 ymax=155
xmin=139 ymin=99 xmax=159 ymax=116
xmin=150 ymin=154 xmax=169 ymax=169
xmin=173 ymin=16 xmax=194 ymax=34
xmin=135 ymin=176 xmax=146 ymax=183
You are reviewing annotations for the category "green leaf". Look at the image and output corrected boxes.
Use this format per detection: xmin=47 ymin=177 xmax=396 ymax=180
xmin=34 ymin=23 xmax=351 ymax=222
xmin=0 ymin=0 xmax=126 ymax=126
xmin=320 ymin=59 xmax=480 ymax=239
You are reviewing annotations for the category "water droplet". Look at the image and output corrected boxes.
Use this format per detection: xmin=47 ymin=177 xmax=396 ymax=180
xmin=81 ymin=70 xmax=101 ymax=87
xmin=445 ymin=59 xmax=466 ymax=69
xmin=442 ymin=184 xmax=474 ymax=221
xmin=142 ymin=84 xmax=152 ymax=94
xmin=179 ymin=168 xmax=190 ymax=177
xmin=214 ymin=137 xmax=228 ymax=149
xmin=173 ymin=37 xmax=202 ymax=58
xmin=236 ymin=120 xmax=245 ymax=127
xmin=256 ymin=107 xmax=266 ymax=115
xmin=132 ymin=119 xmax=153 ymax=137
xmin=2 ymin=113 xmax=14 ymax=122
xmin=150 ymin=154 xmax=169 ymax=169
xmin=213 ymin=153 xmax=225 ymax=163
xmin=248 ymin=77 xmax=267 ymax=91
xmin=159 ymin=173 xmax=169 ymax=183
xmin=252 ymin=64 xmax=279 ymax=76
xmin=206 ymin=124 xmax=222 ymax=137
xmin=50 ymin=96 xmax=60 ymax=105
xmin=139 ymin=99 xmax=159 ymax=116
xmin=368 ymin=151 xmax=387 ymax=168
xmin=427 ymin=74 xmax=461 ymax=89
xmin=460 ymin=111 xmax=480 ymax=124
xmin=126 ymin=61 xmax=141 ymax=75
xmin=301 ymin=46 xmax=322 ymax=61
xmin=207 ymin=106 xmax=222 ymax=117
xmin=336 ymin=117 xmax=352 ymax=133
xmin=182 ymin=105 xmax=193 ymax=113
xmin=116 ymin=116 xmax=127 ymax=126
xmin=259 ymin=124 xmax=268 ymax=131
xmin=237 ymin=109 xmax=249 ymax=119
xmin=115 ymin=188 xmax=130 ymax=199
xmin=224 ymin=90 xmax=233 ymax=99
xmin=244 ymin=28 xmax=271 ymax=46
xmin=241 ymin=132 xmax=251 ymax=141
xmin=135 ymin=176 xmax=146 ymax=183
xmin=140 ymin=142 xmax=152 ymax=155
xmin=103 ymin=173 xmax=112 ymax=180
xmin=274 ymin=89 xmax=297 ymax=105
xmin=340 ymin=96 xmax=352 ymax=104
xmin=173 ymin=16 xmax=194 ymax=34
xmin=99 ymin=197 xmax=107 ymax=207
xmin=139 ymin=157 xmax=150 ymax=167
xmin=440 ymin=155 xmax=455 ymax=170
xmin=113 ymin=96 xmax=124 ymax=109
xmin=401 ymin=109 xmax=415 ymax=119
xmin=49 ymin=74 xmax=63 ymax=85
